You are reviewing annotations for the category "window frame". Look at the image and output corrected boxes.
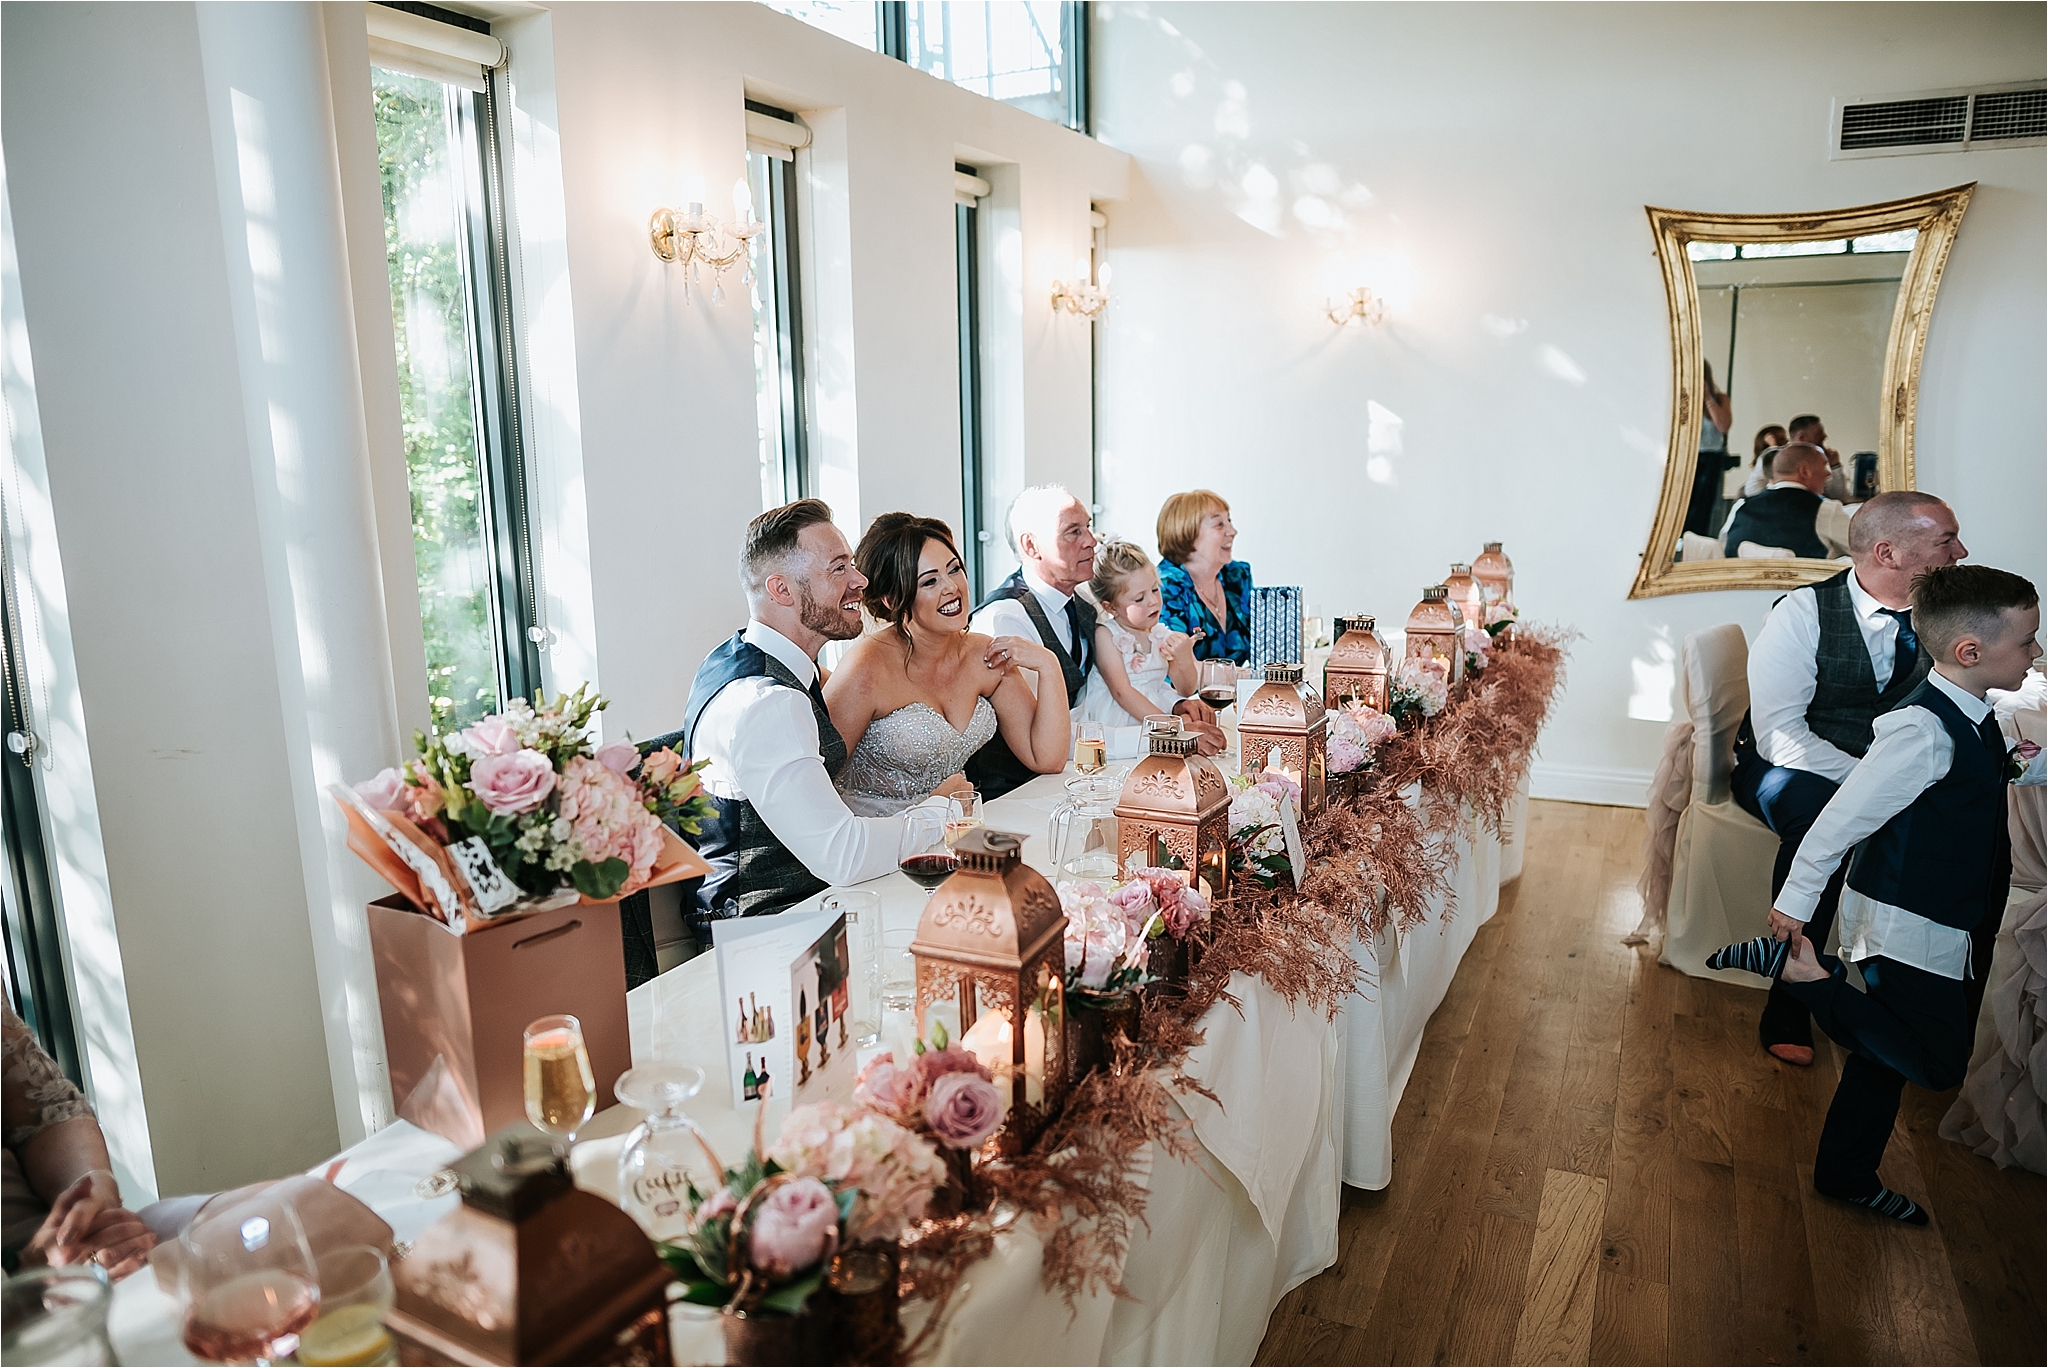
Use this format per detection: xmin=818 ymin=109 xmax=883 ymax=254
xmin=955 ymin=170 xmax=986 ymax=596
xmin=748 ymin=101 xmax=814 ymax=505
xmin=874 ymin=2 xmax=1090 ymax=134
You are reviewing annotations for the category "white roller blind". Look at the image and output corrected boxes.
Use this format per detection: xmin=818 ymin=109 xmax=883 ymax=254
xmin=365 ymin=3 xmax=503 ymax=92
xmin=955 ymin=169 xmax=991 ymax=208
xmin=746 ymin=110 xmax=811 ymax=162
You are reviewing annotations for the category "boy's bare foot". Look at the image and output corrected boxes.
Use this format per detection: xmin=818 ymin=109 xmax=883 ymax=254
xmin=1780 ymin=934 xmax=1828 ymax=984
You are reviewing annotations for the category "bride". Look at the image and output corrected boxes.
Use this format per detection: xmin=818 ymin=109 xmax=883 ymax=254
xmin=825 ymin=513 xmax=1072 ymax=816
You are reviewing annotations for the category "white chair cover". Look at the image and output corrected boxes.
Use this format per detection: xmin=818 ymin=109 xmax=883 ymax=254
xmin=1639 ymin=625 xmax=1779 ymax=981
xmin=1942 ymin=671 xmax=2047 ymax=1173
xmin=1679 ymin=531 xmax=1725 ymax=562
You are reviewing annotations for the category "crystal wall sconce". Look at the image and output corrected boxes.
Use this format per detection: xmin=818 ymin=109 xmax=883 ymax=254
xmin=1325 ymin=286 xmax=1386 ymax=327
xmin=649 ymin=179 xmax=761 ymax=305
xmin=1051 ymin=259 xmax=1112 ymax=318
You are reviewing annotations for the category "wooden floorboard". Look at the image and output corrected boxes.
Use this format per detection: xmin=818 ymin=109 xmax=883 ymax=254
xmin=1258 ymin=799 xmax=2046 ymax=1366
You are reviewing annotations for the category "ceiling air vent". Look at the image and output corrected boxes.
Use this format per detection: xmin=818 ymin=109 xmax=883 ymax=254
xmin=1832 ymin=81 xmax=2045 ymax=158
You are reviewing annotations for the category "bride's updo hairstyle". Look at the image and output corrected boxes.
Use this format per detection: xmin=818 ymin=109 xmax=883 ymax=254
xmin=854 ymin=512 xmax=964 ymax=645
xmin=1088 ymin=539 xmax=1154 ymax=612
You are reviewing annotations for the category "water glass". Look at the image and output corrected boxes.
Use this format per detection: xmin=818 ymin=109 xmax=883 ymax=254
xmin=297 ymin=1245 xmax=395 ymax=1367
xmin=1 ymin=1266 xmax=113 ymax=1367
xmin=880 ymin=928 xmax=920 ymax=1055
xmin=821 ymin=890 xmax=884 ymax=1046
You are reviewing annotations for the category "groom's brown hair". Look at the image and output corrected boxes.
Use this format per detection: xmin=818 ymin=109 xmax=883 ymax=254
xmin=741 ymin=498 xmax=836 ymax=595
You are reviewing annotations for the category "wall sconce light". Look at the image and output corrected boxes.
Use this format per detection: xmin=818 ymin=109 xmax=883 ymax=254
xmin=649 ymin=178 xmax=761 ymax=305
xmin=1051 ymin=259 xmax=1111 ymax=319
xmin=1325 ymin=286 xmax=1386 ymax=327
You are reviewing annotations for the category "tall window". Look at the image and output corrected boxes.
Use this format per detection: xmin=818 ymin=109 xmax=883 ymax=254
xmin=956 ymin=166 xmax=987 ymax=597
xmin=762 ymin=2 xmax=1091 ymax=133
xmin=373 ymin=65 xmax=541 ymax=733
xmin=747 ymin=104 xmax=811 ymax=509
xmin=0 ymin=572 xmax=76 ymax=1080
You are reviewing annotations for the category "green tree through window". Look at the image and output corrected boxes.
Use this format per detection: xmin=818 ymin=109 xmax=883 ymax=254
xmin=373 ymin=68 xmax=500 ymax=733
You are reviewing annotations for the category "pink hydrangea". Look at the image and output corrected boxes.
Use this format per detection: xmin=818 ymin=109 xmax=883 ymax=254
xmin=924 ymin=1072 xmax=1004 ymax=1149
xmin=768 ymin=1103 xmax=945 ymax=1243
xmin=1327 ymin=735 xmax=1366 ymax=774
xmin=555 ymin=754 xmax=666 ymax=885
xmin=747 ymin=1177 xmax=838 ymax=1279
xmin=467 ymin=749 xmax=557 ymax=815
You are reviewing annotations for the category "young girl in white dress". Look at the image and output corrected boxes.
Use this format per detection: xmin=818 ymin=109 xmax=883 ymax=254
xmin=1078 ymin=540 xmax=1199 ymax=729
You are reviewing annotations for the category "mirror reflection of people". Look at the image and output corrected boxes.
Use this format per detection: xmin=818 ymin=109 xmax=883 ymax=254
xmin=1722 ymin=444 xmax=1854 ymax=559
xmin=1728 ymin=490 xmax=1968 ymax=1065
xmin=1743 ymin=424 xmax=1790 ymax=497
xmin=1684 ymin=362 xmax=1737 ymax=536
xmin=1788 ymin=414 xmax=1849 ymax=502
xmin=4 ymin=1004 xmax=155 ymax=1278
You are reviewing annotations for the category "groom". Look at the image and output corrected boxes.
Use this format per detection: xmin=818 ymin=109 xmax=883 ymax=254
xmin=674 ymin=499 xmax=957 ymax=926
xmin=967 ymin=485 xmax=1222 ymax=799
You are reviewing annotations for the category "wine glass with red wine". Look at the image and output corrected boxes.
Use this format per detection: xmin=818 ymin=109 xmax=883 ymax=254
xmin=900 ymin=794 xmax=964 ymax=892
xmin=1196 ymin=659 xmax=1240 ymax=713
xmin=180 ymin=1191 xmax=321 ymax=1366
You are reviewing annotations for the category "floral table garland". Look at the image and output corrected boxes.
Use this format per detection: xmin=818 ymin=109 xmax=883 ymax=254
xmin=877 ymin=629 xmax=1571 ymax=1348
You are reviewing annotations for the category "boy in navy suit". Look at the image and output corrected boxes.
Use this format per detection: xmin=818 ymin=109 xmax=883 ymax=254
xmin=1710 ymin=564 xmax=2042 ymax=1223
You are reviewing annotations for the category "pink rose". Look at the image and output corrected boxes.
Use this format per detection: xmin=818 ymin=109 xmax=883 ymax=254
xmin=913 ymin=1044 xmax=993 ymax=1087
xmin=1328 ymin=736 xmax=1366 ymax=775
xmin=923 ymin=1072 xmax=1004 ymax=1149
xmin=595 ymin=739 xmax=638 ymax=774
xmin=853 ymin=1056 xmax=929 ymax=1115
xmin=460 ymin=715 xmax=521 ymax=758
xmin=695 ymin=1188 xmax=736 ymax=1223
xmin=467 ymin=749 xmax=557 ymax=815
xmin=355 ymin=767 xmax=408 ymax=812
xmin=641 ymin=747 xmax=683 ymax=785
xmin=747 ymin=1176 xmax=839 ymax=1279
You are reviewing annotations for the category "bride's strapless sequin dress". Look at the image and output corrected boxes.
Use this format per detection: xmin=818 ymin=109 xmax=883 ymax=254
xmin=836 ymin=697 xmax=998 ymax=817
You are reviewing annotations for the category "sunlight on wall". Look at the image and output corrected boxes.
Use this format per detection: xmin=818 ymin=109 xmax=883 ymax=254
xmin=1628 ymin=628 xmax=1677 ymax=723
xmin=1365 ymin=400 xmax=1402 ymax=485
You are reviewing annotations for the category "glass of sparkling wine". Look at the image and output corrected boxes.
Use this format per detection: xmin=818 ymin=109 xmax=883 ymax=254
xmin=944 ymin=787 xmax=983 ymax=850
xmin=523 ymin=1013 xmax=597 ymax=1153
xmin=1073 ymin=721 xmax=1107 ymax=775
xmin=180 ymin=1192 xmax=322 ymax=1366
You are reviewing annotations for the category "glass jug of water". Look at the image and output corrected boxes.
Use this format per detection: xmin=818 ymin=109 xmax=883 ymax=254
xmin=1048 ymin=774 xmax=1123 ymax=888
xmin=614 ymin=1063 xmax=708 ymax=1241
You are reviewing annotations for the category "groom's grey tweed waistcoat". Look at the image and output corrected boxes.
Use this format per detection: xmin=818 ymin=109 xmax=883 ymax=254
xmin=677 ymin=632 xmax=848 ymax=927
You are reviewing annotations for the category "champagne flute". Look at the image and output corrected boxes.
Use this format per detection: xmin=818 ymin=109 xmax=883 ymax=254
xmin=944 ymin=786 xmax=983 ymax=851
xmin=1073 ymin=721 xmax=1107 ymax=775
xmin=180 ymin=1191 xmax=322 ymax=1366
xmin=523 ymin=1014 xmax=596 ymax=1153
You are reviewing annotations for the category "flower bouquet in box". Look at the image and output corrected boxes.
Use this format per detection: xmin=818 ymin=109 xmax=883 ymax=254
xmin=1387 ymin=657 xmax=1449 ymax=731
xmin=331 ymin=685 xmax=715 ymax=927
xmin=659 ymin=1102 xmax=943 ymax=1365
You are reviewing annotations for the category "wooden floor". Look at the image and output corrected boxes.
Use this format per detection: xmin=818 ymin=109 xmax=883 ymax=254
xmin=1256 ymin=800 xmax=2047 ymax=1367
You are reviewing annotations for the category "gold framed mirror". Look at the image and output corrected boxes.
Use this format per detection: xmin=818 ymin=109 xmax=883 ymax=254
xmin=1629 ymin=183 xmax=1974 ymax=599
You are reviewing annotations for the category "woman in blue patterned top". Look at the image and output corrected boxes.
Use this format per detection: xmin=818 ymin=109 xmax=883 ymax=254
xmin=1156 ymin=489 xmax=1254 ymax=665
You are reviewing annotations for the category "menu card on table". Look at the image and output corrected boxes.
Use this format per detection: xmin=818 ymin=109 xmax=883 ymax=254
xmin=712 ymin=905 xmax=857 ymax=1112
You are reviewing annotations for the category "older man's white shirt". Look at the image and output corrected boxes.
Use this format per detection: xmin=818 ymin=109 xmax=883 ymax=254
xmin=969 ymin=565 xmax=1143 ymax=760
xmin=692 ymin=621 xmax=945 ymax=884
xmin=1747 ymin=569 xmax=1908 ymax=783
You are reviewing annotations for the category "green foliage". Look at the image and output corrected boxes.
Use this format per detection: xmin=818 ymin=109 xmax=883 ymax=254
xmin=372 ymin=69 xmax=498 ymax=734
xmin=570 ymin=857 xmax=630 ymax=902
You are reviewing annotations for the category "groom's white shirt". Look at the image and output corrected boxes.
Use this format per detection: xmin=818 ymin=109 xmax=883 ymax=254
xmin=693 ymin=621 xmax=946 ymax=887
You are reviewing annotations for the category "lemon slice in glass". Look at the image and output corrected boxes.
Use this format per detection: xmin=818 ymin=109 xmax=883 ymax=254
xmin=296 ymin=1304 xmax=394 ymax=1367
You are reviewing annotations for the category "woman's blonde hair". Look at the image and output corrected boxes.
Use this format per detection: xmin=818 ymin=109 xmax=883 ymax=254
xmin=1089 ymin=539 xmax=1156 ymax=611
xmin=1155 ymin=489 xmax=1229 ymax=565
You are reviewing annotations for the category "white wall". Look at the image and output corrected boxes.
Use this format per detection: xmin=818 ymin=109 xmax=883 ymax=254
xmin=536 ymin=2 xmax=1126 ymax=741
xmin=1093 ymin=1 xmax=2047 ymax=803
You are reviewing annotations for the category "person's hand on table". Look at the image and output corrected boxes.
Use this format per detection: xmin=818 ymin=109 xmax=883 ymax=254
xmin=25 ymin=1169 xmax=156 ymax=1278
xmin=1172 ymin=697 xmax=1217 ymax=728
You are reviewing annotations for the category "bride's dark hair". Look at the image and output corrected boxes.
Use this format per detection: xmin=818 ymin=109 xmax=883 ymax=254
xmin=854 ymin=513 xmax=964 ymax=647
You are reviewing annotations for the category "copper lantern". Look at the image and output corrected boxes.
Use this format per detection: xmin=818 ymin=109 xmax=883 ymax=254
xmin=911 ymin=829 xmax=1069 ymax=1157
xmin=1324 ymin=615 xmax=1389 ymax=712
xmin=1473 ymin=541 xmax=1514 ymax=608
xmin=1405 ymin=584 xmax=1465 ymax=685
xmin=1443 ymin=563 xmax=1483 ymax=630
xmin=1237 ymin=663 xmax=1328 ymax=817
xmin=1114 ymin=721 xmax=1232 ymax=902
xmin=388 ymin=1130 xmax=671 ymax=1366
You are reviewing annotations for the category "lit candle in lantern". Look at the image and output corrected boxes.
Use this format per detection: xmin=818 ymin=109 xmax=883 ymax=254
xmin=959 ymin=1006 xmax=1046 ymax=1108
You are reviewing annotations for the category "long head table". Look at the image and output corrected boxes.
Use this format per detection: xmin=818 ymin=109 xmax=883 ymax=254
xmin=109 ymin=746 xmax=1525 ymax=1367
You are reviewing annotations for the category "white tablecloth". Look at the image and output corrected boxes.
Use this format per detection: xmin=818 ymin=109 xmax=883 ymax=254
xmin=113 ymin=764 xmax=1511 ymax=1367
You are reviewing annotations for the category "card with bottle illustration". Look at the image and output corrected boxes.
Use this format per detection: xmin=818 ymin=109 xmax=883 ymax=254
xmin=710 ymin=903 xmax=852 ymax=1111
